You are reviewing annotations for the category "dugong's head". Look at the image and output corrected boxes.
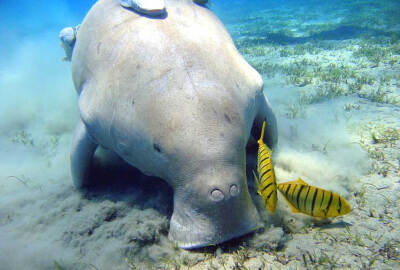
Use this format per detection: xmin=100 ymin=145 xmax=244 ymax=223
xmin=139 ymin=90 xmax=264 ymax=248
xmin=72 ymin=0 xmax=277 ymax=249
xmin=105 ymin=67 xmax=266 ymax=248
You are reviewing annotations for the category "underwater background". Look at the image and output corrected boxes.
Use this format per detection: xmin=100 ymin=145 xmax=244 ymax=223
xmin=0 ymin=0 xmax=399 ymax=269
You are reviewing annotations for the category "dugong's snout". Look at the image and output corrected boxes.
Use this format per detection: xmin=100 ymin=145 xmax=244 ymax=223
xmin=168 ymin=168 xmax=262 ymax=249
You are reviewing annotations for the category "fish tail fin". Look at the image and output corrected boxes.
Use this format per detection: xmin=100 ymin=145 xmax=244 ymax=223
xmin=267 ymin=204 xmax=276 ymax=214
xmin=266 ymin=192 xmax=277 ymax=214
xmin=258 ymin=121 xmax=266 ymax=144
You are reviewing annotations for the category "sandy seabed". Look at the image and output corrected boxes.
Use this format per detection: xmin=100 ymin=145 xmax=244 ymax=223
xmin=1 ymin=0 xmax=400 ymax=269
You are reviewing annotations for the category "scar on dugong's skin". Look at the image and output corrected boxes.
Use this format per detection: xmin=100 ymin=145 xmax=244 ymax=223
xmin=68 ymin=0 xmax=277 ymax=249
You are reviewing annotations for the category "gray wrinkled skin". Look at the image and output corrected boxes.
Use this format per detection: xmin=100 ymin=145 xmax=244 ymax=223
xmin=70 ymin=0 xmax=277 ymax=249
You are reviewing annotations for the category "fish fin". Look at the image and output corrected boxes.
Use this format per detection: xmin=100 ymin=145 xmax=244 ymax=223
xmin=252 ymin=170 xmax=260 ymax=190
xmin=266 ymin=192 xmax=277 ymax=214
xmin=289 ymin=204 xmax=300 ymax=213
xmin=258 ymin=121 xmax=266 ymax=144
xmin=278 ymin=179 xmax=306 ymax=186
xmin=296 ymin=178 xmax=309 ymax=185
xmin=268 ymin=204 xmax=275 ymax=213
xmin=267 ymin=204 xmax=276 ymax=214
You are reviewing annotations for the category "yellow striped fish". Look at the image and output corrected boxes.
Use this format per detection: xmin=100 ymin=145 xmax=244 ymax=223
xmin=253 ymin=121 xmax=277 ymax=213
xmin=277 ymin=178 xmax=351 ymax=218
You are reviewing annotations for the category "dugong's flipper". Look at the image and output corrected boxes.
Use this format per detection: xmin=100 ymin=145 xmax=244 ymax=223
xmin=60 ymin=25 xmax=80 ymax=61
xmin=120 ymin=0 xmax=166 ymax=16
xmin=70 ymin=120 xmax=98 ymax=188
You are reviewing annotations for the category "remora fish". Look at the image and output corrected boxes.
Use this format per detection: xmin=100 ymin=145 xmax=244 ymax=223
xmin=253 ymin=121 xmax=277 ymax=213
xmin=277 ymin=178 xmax=351 ymax=218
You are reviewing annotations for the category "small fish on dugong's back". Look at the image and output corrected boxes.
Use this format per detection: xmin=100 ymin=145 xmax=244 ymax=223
xmin=70 ymin=0 xmax=277 ymax=249
xmin=59 ymin=25 xmax=79 ymax=61
xmin=120 ymin=0 xmax=166 ymax=16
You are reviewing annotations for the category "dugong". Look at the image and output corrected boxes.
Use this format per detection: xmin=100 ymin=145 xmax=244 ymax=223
xmin=70 ymin=0 xmax=277 ymax=249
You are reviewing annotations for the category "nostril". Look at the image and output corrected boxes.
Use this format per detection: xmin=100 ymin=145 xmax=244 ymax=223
xmin=210 ymin=189 xmax=224 ymax=202
xmin=230 ymin=184 xmax=239 ymax=196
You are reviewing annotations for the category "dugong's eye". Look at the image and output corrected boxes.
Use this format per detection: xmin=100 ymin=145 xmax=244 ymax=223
xmin=153 ymin=143 xmax=162 ymax=153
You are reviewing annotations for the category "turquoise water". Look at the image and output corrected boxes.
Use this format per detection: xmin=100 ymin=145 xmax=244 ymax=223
xmin=1 ymin=0 xmax=399 ymax=269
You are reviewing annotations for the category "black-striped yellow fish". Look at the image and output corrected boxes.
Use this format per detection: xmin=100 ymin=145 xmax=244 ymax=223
xmin=253 ymin=121 xmax=277 ymax=213
xmin=277 ymin=178 xmax=351 ymax=218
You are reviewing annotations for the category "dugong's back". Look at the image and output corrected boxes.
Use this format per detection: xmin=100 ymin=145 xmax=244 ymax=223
xmin=71 ymin=0 xmax=264 ymax=168
xmin=72 ymin=0 xmax=261 ymax=98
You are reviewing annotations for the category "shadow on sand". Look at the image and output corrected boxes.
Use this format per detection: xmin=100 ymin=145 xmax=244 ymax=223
xmin=79 ymin=147 xmax=174 ymax=216
xmin=236 ymin=25 xmax=396 ymax=46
